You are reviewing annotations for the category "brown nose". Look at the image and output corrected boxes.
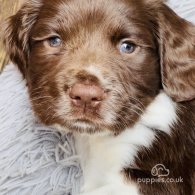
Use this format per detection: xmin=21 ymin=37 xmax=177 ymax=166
xmin=69 ymin=83 xmax=105 ymax=108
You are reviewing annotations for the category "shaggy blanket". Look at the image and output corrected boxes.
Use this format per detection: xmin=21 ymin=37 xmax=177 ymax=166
xmin=0 ymin=1 xmax=194 ymax=195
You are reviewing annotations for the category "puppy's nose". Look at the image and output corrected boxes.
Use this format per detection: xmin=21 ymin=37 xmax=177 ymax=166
xmin=69 ymin=83 xmax=105 ymax=108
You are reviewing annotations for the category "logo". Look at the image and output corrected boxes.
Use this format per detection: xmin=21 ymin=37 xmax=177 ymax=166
xmin=137 ymin=164 xmax=183 ymax=184
xmin=151 ymin=164 xmax=170 ymax=177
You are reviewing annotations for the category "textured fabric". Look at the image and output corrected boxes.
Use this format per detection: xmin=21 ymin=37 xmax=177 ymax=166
xmin=0 ymin=1 xmax=194 ymax=195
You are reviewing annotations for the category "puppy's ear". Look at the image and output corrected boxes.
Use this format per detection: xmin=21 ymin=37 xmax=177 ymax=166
xmin=152 ymin=3 xmax=195 ymax=102
xmin=3 ymin=0 xmax=42 ymax=76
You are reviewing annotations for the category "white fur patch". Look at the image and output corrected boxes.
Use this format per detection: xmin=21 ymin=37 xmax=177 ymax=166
xmin=85 ymin=65 xmax=111 ymax=88
xmin=74 ymin=92 xmax=178 ymax=195
xmin=140 ymin=92 xmax=177 ymax=133
xmin=85 ymin=66 xmax=103 ymax=81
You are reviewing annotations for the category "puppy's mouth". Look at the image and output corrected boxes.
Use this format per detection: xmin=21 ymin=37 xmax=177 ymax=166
xmin=65 ymin=118 xmax=104 ymax=133
xmin=70 ymin=104 xmax=102 ymax=120
xmin=64 ymin=101 xmax=112 ymax=133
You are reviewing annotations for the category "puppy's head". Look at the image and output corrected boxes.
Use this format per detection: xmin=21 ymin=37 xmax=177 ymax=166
xmin=3 ymin=0 xmax=195 ymax=134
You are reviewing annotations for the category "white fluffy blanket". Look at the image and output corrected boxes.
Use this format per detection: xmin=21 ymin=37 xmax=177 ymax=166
xmin=0 ymin=1 xmax=194 ymax=195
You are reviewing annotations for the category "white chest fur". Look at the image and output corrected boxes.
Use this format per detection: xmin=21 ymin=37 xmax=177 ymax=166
xmin=74 ymin=92 xmax=177 ymax=195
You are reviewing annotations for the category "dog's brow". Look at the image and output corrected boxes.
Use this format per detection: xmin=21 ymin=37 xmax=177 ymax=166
xmin=31 ymin=33 xmax=60 ymax=41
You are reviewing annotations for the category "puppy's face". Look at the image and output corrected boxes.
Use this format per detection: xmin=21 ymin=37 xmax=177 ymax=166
xmin=28 ymin=0 xmax=160 ymax=134
xmin=4 ymin=0 xmax=195 ymax=134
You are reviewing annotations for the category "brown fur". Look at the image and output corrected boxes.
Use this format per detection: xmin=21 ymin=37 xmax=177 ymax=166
xmin=3 ymin=0 xmax=195 ymax=194
xmin=124 ymin=101 xmax=195 ymax=194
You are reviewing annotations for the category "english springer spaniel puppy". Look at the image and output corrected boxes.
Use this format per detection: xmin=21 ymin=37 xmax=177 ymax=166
xmin=3 ymin=0 xmax=195 ymax=194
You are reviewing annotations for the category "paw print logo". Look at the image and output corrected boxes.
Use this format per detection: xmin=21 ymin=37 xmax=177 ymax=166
xmin=151 ymin=164 xmax=170 ymax=177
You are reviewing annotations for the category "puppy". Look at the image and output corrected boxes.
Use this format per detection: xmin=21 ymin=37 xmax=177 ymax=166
xmin=3 ymin=0 xmax=195 ymax=194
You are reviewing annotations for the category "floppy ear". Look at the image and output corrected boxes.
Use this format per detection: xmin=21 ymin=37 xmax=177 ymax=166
xmin=3 ymin=0 xmax=42 ymax=76
xmin=155 ymin=4 xmax=195 ymax=102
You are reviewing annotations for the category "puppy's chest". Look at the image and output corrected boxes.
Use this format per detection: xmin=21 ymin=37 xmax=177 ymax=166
xmin=75 ymin=133 xmax=135 ymax=178
xmin=74 ymin=124 xmax=155 ymax=194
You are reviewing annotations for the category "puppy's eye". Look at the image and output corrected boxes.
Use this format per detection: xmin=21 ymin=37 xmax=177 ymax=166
xmin=48 ymin=36 xmax=62 ymax=47
xmin=120 ymin=42 xmax=136 ymax=54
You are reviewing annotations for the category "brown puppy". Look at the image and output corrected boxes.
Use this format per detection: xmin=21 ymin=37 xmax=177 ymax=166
xmin=3 ymin=0 xmax=195 ymax=194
